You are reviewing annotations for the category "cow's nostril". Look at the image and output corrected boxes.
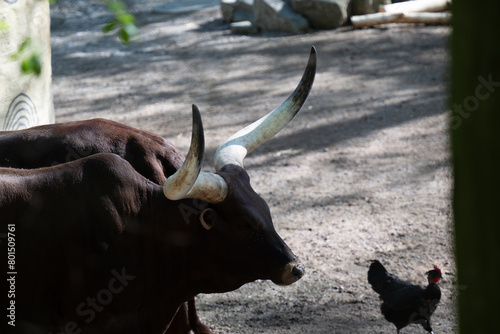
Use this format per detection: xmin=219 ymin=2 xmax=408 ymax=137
xmin=292 ymin=264 xmax=305 ymax=279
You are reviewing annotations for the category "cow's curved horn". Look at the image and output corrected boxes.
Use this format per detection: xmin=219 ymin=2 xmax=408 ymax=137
xmin=182 ymin=171 xmax=228 ymax=203
xmin=163 ymin=105 xmax=229 ymax=203
xmin=214 ymin=46 xmax=317 ymax=171
xmin=163 ymin=105 xmax=206 ymax=200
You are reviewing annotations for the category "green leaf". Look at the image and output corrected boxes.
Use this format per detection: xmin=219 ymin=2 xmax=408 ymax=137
xmin=102 ymin=21 xmax=118 ymax=33
xmin=107 ymin=0 xmax=126 ymax=12
xmin=123 ymin=23 xmax=138 ymax=37
xmin=10 ymin=38 xmax=31 ymax=61
xmin=102 ymin=0 xmax=138 ymax=45
xmin=118 ymin=13 xmax=135 ymax=24
xmin=18 ymin=38 xmax=32 ymax=55
xmin=21 ymin=53 xmax=42 ymax=76
xmin=0 ymin=20 xmax=9 ymax=32
xmin=119 ymin=28 xmax=130 ymax=44
xmin=30 ymin=54 xmax=42 ymax=76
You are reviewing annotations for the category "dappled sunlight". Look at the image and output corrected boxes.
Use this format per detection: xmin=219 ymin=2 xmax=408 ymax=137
xmin=49 ymin=2 xmax=453 ymax=332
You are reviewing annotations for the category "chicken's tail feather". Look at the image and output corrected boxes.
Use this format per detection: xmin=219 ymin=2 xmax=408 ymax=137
xmin=368 ymin=260 xmax=389 ymax=294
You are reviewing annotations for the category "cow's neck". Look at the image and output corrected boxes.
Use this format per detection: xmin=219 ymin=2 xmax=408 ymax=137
xmin=134 ymin=189 xmax=203 ymax=293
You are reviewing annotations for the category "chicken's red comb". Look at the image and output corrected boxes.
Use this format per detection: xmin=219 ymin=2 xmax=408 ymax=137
xmin=431 ymin=266 xmax=443 ymax=283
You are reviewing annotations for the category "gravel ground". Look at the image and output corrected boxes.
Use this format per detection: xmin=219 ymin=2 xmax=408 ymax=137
xmin=50 ymin=1 xmax=456 ymax=333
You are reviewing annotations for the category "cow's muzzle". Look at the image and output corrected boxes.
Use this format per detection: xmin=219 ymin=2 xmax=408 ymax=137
xmin=274 ymin=261 xmax=305 ymax=286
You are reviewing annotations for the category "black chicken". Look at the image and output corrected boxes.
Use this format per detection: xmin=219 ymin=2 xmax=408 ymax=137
xmin=368 ymin=260 xmax=442 ymax=334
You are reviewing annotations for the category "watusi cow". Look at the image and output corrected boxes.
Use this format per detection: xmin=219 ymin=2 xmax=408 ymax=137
xmin=0 ymin=47 xmax=316 ymax=334
xmin=0 ymin=108 xmax=210 ymax=334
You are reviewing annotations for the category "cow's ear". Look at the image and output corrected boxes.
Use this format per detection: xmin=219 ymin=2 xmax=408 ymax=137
xmin=200 ymin=208 xmax=217 ymax=230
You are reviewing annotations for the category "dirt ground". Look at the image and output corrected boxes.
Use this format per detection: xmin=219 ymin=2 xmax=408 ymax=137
xmin=50 ymin=1 xmax=455 ymax=333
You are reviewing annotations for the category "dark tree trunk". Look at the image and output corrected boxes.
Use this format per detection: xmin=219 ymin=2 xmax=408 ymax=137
xmin=451 ymin=1 xmax=500 ymax=333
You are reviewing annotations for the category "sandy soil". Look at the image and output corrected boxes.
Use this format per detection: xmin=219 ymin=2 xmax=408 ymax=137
xmin=50 ymin=1 xmax=455 ymax=333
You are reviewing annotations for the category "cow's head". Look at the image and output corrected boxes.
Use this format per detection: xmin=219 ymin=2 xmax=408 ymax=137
xmin=163 ymin=47 xmax=316 ymax=290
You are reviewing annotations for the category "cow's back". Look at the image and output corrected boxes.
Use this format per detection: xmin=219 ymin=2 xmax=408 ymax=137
xmin=0 ymin=118 xmax=184 ymax=183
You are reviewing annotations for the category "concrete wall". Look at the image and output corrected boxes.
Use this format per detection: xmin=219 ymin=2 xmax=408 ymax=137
xmin=0 ymin=0 xmax=54 ymax=130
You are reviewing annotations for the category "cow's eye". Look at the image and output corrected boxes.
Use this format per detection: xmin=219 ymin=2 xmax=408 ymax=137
xmin=200 ymin=208 xmax=217 ymax=230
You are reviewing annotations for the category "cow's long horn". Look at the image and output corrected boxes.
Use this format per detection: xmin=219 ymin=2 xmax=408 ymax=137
xmin=181 ymin=171 xmax=228 ymax=203
xmin=163 ymin=105 xmax=206 ymax=200
xmin=214 ymin=46 xmax=317 ymax=171
xmin=163 ymin=105 xmax=229 ymax=203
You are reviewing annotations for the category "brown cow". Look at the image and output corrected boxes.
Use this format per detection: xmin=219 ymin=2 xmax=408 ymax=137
xmin=0 ymin=110 xmax=209 ymax=334
xmin=0 ymin=118 xmax=184 ymax=183
xmin=0 ymin=47 xmax=316 ymax=334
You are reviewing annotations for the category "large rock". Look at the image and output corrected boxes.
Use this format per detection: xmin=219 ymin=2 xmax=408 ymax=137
xmin=254 ymin=0 xmax=309 ymax=33
xmin=292 ymin=0 xmax=353 ymax=29
xmin=352 ymin=0 xmax=390 ymax=15
xmin=221 ymin=0 xmax=255 ymax=23
xmin=221 ymin=0 xmax=237 ymax=22
xmin=153 ymin=0 xmax=219 ymax=14
xmin=236 ymin=0 xmax=254 ymax=12
xmin=230 ymin=20 xmax=260 ymax=34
